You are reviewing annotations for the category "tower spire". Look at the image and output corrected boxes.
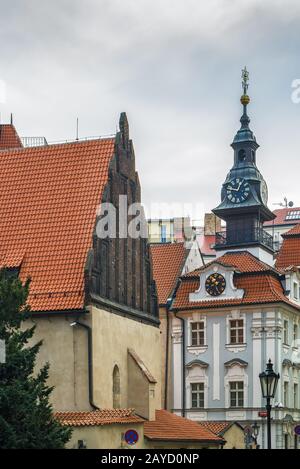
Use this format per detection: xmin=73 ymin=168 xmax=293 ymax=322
xmin=240 ymin=66 xmax=250 ymax=128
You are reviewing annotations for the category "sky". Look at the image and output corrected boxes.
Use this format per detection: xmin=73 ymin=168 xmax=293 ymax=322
xmin=1 ymin=0 xmax=300 ymax=223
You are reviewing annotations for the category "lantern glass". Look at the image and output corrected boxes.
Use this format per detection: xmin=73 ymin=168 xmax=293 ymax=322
xmin=259 ymin=360 xmax=280 ymax=399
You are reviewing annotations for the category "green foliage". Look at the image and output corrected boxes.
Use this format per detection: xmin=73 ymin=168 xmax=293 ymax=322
xmin=0 ymin=269 xmax=72 ymax=448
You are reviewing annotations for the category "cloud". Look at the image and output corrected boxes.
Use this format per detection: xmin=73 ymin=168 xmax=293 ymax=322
xmin=1 ymin=0 xmax=300 ymax=219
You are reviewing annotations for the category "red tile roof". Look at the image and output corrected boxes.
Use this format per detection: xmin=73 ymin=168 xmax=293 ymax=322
xmin=264 ymin=207 xmax=300 ymax=226
xmin=0 ymin=138 xmax=115 ymax=311
xmin=172 ymin=251 xmax=299 ymax=311
xmin=144 ymin=410 xmax=223 ymax=443
xmin=199 ymin=421 xmax=243 ymax=436
xmin=283 ymin=224 xmax=300 ymax=236
xmin=276 ymin=225 xmax=300 ymax=269
xmin=0 ymin=124 xmax=23 ymax=150
xmin=150 ymin=243 xmax=187 ymax=305
xmin=185 ymin=250 xmax=277 ymax=277
xmin=55 ymin=409 xmax=144 ymax=427
xmin=197 ymin=234 xmax=216 ymax=256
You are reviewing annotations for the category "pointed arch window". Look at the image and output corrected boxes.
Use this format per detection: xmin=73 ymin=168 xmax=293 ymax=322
xmin=112 ymin=365 xmax=121 ymax=408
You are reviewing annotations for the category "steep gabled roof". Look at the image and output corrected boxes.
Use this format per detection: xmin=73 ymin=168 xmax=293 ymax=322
xmin=0 ymin=124 xmax=23 ymax=150
xmin=144 ymin=410 xmax=223 ymax=443
xmin=150 ymin=242 xmax=187 ymax=305
xmin=0 ymin=137 xmax=115 ymax=311
xmin=276 ymin=224 xmax=300 ymax=269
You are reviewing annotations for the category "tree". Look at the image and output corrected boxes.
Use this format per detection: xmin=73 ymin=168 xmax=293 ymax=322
xmin=0 ymin=269 xmax=72 ymax=448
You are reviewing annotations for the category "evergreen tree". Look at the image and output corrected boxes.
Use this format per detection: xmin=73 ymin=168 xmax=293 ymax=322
xmin=0 ymin=269 xmax=72 ymax=448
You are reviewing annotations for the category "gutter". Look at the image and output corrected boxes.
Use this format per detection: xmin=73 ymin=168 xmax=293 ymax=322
xmin=71 ymin=321 xmax=99 ymax=410
xmin=174 ymin=311 xmax=186 ymax=418
xmin=164 ymin=298 xmax=172 ymax=410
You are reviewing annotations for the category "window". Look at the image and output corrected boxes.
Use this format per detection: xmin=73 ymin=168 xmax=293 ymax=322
xmin=160 ymin=225 xmax=167 ymax=243
xmin=191 ymin=382 xmax=205 ymax=408
xmin=294 ymin=324 xmax=298 ymax=344
xmin=284 ymin=381 xmax=289 ymax=407
xmin=191 ymin=322 xmax=205 ymax=346
xmin=294 ymin=383 xmax=298 ymax=408
xmin=285 ymin=210 xmax=300 ymax=221
xmin=283 ymin=320 xmax=289 ymax=345
xmin=238 ymin=149 xmax=246 ymax=162
xmin=112 ymin=365 xmax=120 ymax=408
xmin=230 ymin=319 xmax=244 ymax=344
xmin=229 ymin=381 xmax=244 ymax=407
xmin=293 ymin=282 xmax=299 ymax=300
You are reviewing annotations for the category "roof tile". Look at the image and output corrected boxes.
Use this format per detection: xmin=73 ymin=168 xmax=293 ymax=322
xmin=0 ymin=137 xmax=115 ymax=311
xmin=55 ymin=408 xmax=144 ymax=427
xmin=150 ymin=243 xmax=186 ymax=305
xmin=144 ymin=410 xmax=223 ymax=442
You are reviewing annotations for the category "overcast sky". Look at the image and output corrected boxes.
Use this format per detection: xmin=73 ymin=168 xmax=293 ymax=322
xmin=1 ymin=0 xmax=300 ymax=223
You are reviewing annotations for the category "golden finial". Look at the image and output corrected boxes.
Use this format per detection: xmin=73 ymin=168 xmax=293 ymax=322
xmin=240 ymin=66 xmax=250 ymax=105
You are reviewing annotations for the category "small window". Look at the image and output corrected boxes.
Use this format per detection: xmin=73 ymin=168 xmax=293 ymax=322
xmin=284 ymin=381 xmax=289 ymax=407
xmin=285 ymin=210 xmax=300 ymax=221
xmin=229 ymin=381 xmax=244 ymax=407
xmin=283 ymin=320 xmax=289 ymax=345
xmin=293 ymin=282 xmax=299 ymax=300
xmin=238 ymin=149 xmax=246 ymax=162
xmin=160 ymin=225 xmax=167 ymax=243
xmin=293 ymin=324 xmax=298 ymax=344
xmin=191 ymin=322 xmax=205 ymax=346
xmin=191 ymin=382 xmax=205 ymax=408
xmin=112 ymin=365 xmax=121 ymax=409
xmin=294 ymin=383 xmax=298 ymax=408
xmin=230 ymin=319 xmax=244 ymax=344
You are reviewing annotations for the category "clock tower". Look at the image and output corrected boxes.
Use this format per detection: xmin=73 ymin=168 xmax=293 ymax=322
xmin=213 ymin=68 xmax=275 ymax=262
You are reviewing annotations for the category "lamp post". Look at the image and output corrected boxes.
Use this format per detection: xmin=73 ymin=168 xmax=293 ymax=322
xmin=259 ymin=359 xmax=280 ymax=449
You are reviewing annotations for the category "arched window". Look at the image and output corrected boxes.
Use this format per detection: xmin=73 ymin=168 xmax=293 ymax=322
xmin=112 ymin=365 xmax=121 ymax=408
xmin=238 ymin=149 xmax=246 ymax=162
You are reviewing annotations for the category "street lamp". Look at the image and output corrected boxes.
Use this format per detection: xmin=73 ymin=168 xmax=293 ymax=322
xmin=259 ymin=359 xmax=280 ymax=449
xmin=252 ymin=421 xmax=260 ymax=448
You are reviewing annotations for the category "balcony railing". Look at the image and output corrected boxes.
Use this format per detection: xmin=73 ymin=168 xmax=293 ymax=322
xmin=215 ymin=228 xmax=274 ymax=250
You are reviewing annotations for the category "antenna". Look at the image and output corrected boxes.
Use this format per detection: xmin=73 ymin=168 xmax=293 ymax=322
xmin=76 ymin=117 xmax=79 ymax=141
xmin=273 ymin=197 xmax=294 ymax=208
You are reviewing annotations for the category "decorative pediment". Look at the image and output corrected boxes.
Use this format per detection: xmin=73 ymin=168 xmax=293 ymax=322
xmin=224 ymin=358 xmax=248 ymax=368
xmin=189 ymin=262 xmax=244 ymax=303
xmin=186 ymin=359 xmax=209 ymax=369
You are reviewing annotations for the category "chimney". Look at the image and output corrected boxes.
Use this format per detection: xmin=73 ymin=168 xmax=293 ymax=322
xmin=204 ymin=213 xmax=221 ymax=236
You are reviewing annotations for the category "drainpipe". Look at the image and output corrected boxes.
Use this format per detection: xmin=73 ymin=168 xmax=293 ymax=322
xmin=70 ymin=321 xmax=99 ymax=410
xmin=164 ymin=298 xmax=172 ymax=410
xmin=174 ymin=312 xmax=186 ymax=417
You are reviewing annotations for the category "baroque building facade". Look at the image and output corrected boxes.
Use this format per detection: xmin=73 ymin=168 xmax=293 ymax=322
xmin=169 ymin=69 xmax=300 ymax=449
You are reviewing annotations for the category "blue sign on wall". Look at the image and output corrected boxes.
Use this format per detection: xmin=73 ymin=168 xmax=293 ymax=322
xmin=294 ymin=425 xmax=300 ymax=436
xmin=124 ymin=429 xmax=139 ymax=445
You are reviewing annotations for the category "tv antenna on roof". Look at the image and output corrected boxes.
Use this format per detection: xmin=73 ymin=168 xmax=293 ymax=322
xmin=273 ymin=197 xmax=294 ymax=208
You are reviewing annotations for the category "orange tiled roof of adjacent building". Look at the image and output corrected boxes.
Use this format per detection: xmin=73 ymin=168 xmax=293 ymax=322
xmin=199 ymin=421 xmax=242 ymax=436
xmin=55 ymin=409 xmax=144 ymax=427
xmin=0 ymin=124 xmax=23 ymax=150
xmin=172 ymin=251 xmax=299 ymax=311
xmin=144 ymin=410 xmax=223 ymax=443
xmin=276 ymin=224 xmax=300 ymax=269
xmin=0 ymin=135 xmax=115 ymax=311
xmin=150 ymin=242 xmax=187 ymax=305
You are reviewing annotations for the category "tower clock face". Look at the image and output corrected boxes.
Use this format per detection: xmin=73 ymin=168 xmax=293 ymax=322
xmin=226 ymin=178 xmax=250 ymax=204
xmin=205 ymin=273 xmax=226 ymax=296
xmin=261 ymin=180 xmax=268 ymax=204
